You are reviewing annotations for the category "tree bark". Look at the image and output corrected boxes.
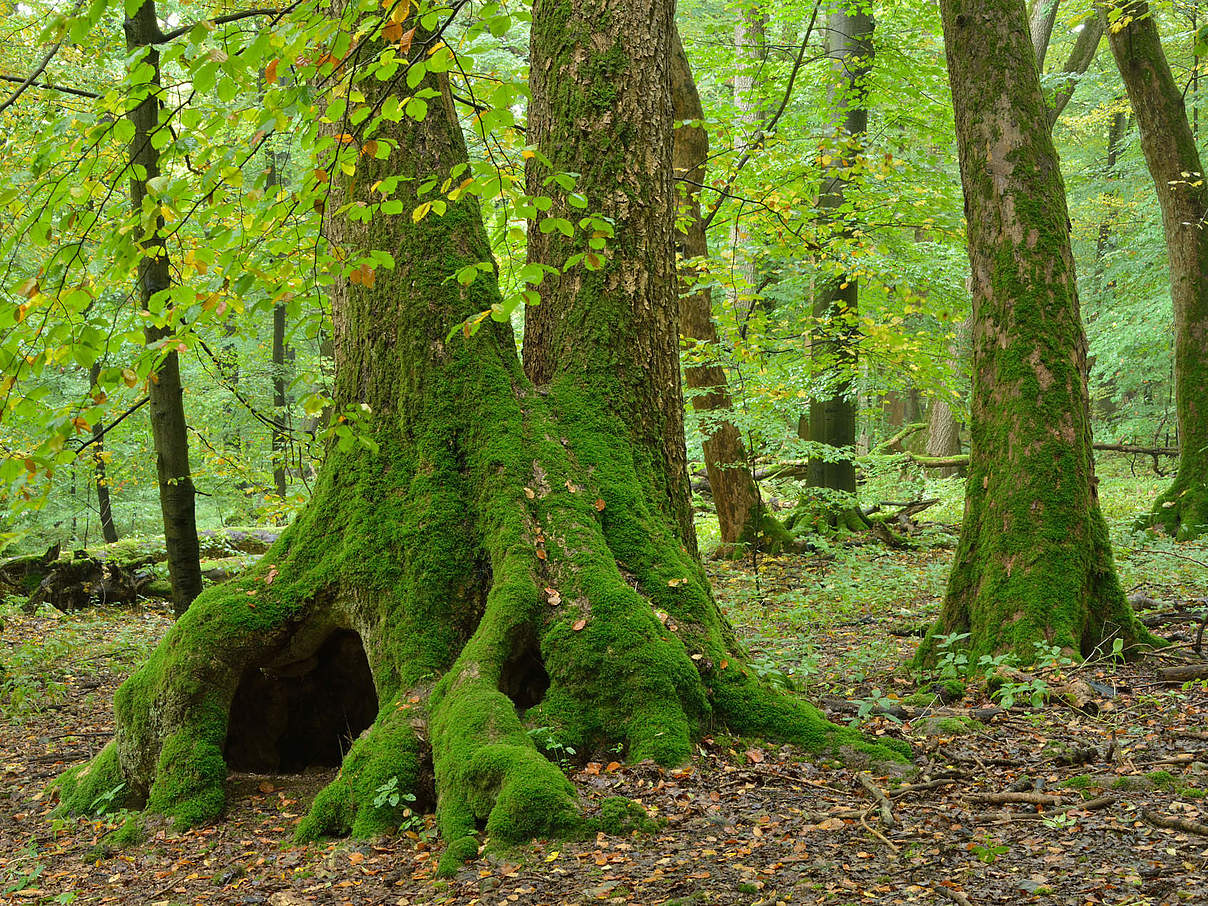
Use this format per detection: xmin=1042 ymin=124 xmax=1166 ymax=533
xmin=124 ymin=0 xmax=203 ymax=615
xmin=55 ymin=2 xmax=904 ymax=872
xmin=919 ymin=0 xmax=1151 ymax=663
xmin=671 ymin=31 xmax=793 ymax=556
xmin=926 ymin=315 xmax=971 ymax=477
xmin=807 ymin=3 xmax=874 ymax=500
xmin=1105 ymin=0 xmax=1208 ymax=540
xmin=89 ymin=362 xmax=119 ymax=543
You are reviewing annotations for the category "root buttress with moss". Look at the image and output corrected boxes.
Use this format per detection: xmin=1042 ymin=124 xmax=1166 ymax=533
xmin=54 ymin=13 xmax=908 ymax=877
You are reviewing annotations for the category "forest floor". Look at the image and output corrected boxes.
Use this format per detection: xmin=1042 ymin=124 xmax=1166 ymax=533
xmin=2 ymin=468 xmax=1208 ymax=906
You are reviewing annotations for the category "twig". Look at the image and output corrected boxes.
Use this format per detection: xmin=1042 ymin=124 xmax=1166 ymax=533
xmin=857 ymin=773 xmax=896 ymax=828
xmin=0 ymin=0 xmax=85 ymax=115
xmin=889 ymin=778 xmax=956 ymax=799
xmin=858 ymin=810 xmax=899 ymax=853
xmin=934 ymin=885 xmax=974 ymax=906
xmin=1140 ymin=809 xmax=1208 ymax=837
xmin=967 ymin=792 xmax=1067 ymax=806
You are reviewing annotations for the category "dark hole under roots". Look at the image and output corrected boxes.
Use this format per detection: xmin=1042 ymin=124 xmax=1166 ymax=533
xmin=499 ymin=640 xmax=550 ymax=715
xmin=225 ymin=629 xmax=379 ymax=773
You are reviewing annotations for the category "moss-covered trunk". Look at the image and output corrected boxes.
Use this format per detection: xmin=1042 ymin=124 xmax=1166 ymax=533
xmin=919 ymin=0 xmax=1152 ymax=663
xmin=1105 ymin=1 xmax=1208 ymax=540
xmin=522 ymin=0 xmax=696 ymax=553
xmin=56 ymin=4 xmax=904 ymax=875
xmin=807 ymin=4 xmax=873 ymax=502
xmin=671 ymin=32 xmax=793 ymax=557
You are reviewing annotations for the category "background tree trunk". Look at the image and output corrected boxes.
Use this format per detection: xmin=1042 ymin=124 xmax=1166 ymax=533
xmin=1105 ymin=0 xmax=1208 ymax=540
xmin=671 ymin=31 xmax=793 ymax=556
xmin=919 ymin=0 xmax=1149 ymax=662
xmin=124 ymin=0 xmax=202 ymax=615
xmin=1047 ymin=13 xmax=1104 ymax=126
xmin=807 ymin=3 xmax=873 ymax=504
xmin=89 ymin=362 xmax=118 ymax=543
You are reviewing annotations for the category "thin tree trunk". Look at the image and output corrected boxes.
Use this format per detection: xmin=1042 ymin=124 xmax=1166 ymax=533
xmin=671 ymin=31 xmax=793 ymax=555
xmin=262 ymin=136 xmax=290 ymax=500
xmin=925 ymin=316 xmax=970 ymax=477
xmin=731 ymin=2 xmax=768 ymax=316
xmin=124 ymin=0 xmax=203 ymax=615
xmin=1106 ymin=0 xmax=1208 ymax=540
xmin=807 ymin=3 xmax=873 ymax=500
xmin=919 ymin=0 xmax=1150 ymax=662
xmin=89 ymin=362 xmax=118 ymax=543
xmin=1047 ymin=14 xmax=1104 ymax=126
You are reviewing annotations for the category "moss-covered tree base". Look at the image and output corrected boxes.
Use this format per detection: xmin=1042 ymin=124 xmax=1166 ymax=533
xmin=54 ymin=367 xmax=908 ymax=879
xmin=713 ymin=508 xmax=800 ymax=560
xmin=1136 ymin=472 xmax=1208 ymax=541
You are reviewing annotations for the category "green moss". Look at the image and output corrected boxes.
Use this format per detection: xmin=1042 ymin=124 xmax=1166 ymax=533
xmin=919 ymin=716 xmax=978 ymax=736
xmin=104 ymin=811 xmax=145 ymax=849
xmin=298 ymin=698 xmax=425 ymax=839
xmin=1110 ymin=774 xmax=1153 ymax=791
xmin=53 ymin=741 xmax=130 ymax=816
xmin=1059 ymin=774 xmax=1094 ymax=790
xmin=594 ymin=797 xmax=657 ymax=835
xmin=147 ymin=729 xmax=227 ymax=828
xmin=1145 ymin=770 xmax=1178 ymax=790
xmin=733 ymin=508 xmax=798 ymax=557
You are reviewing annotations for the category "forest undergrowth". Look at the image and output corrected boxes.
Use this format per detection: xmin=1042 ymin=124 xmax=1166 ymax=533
xmin=1 ymin=459 xmax=1206 ymax=906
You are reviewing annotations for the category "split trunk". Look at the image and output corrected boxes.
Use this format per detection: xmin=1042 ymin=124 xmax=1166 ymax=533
xmin=57 ymin=3 xmax=903 ymax=874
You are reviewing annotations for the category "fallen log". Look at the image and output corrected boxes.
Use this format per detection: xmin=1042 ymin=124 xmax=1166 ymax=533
xmin=1157 ymin=664 xmax=1208 ymax=683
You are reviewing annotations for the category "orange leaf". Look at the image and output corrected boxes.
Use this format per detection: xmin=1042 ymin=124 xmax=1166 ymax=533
xmin=572 ymin=619 xmax=586 ymax=631
xmin=347 ymin=852 xmax=365 ymax=865
xmin=536 ymin=548 xmax=547 ymax=560
xmin=265 ymin=59 xmax=279 ymax=84
xmin=594 ymin=498 xmax=605 ymax=511
xmin=583 ymin=762 xmax=601 ymax=775
xmin=258 ymin=780 xmax=275 ymax=793
xmin=383 ymin=20 xmax=403 ymax=42
xmin=397 ymin=26 xmax=416 ymax=55
xmin=604 ymin=761 xmax=621 ymax=773
xmin=361 ymin=139 xmax=378 ymax=157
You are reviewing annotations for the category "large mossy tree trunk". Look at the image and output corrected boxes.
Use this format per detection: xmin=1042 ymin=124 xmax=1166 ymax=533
xmin=917 ymin=0 xmax=1152 ymax=663
xmin=1105 ymin=0 xmax=1208 ymax=540
xmin=56 ymin=4 xmax=903 ymax=875
xmin=124 ymin=0 xmax=203 ymax=615
xmin=671 ymin=32 xmax=794 ymax=557
xmin=807 ymin=3 xmax=873 ymax=516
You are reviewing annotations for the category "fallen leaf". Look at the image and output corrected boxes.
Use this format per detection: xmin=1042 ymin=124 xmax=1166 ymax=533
xmin=572 ymin=619 xmax=586 ymax=631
